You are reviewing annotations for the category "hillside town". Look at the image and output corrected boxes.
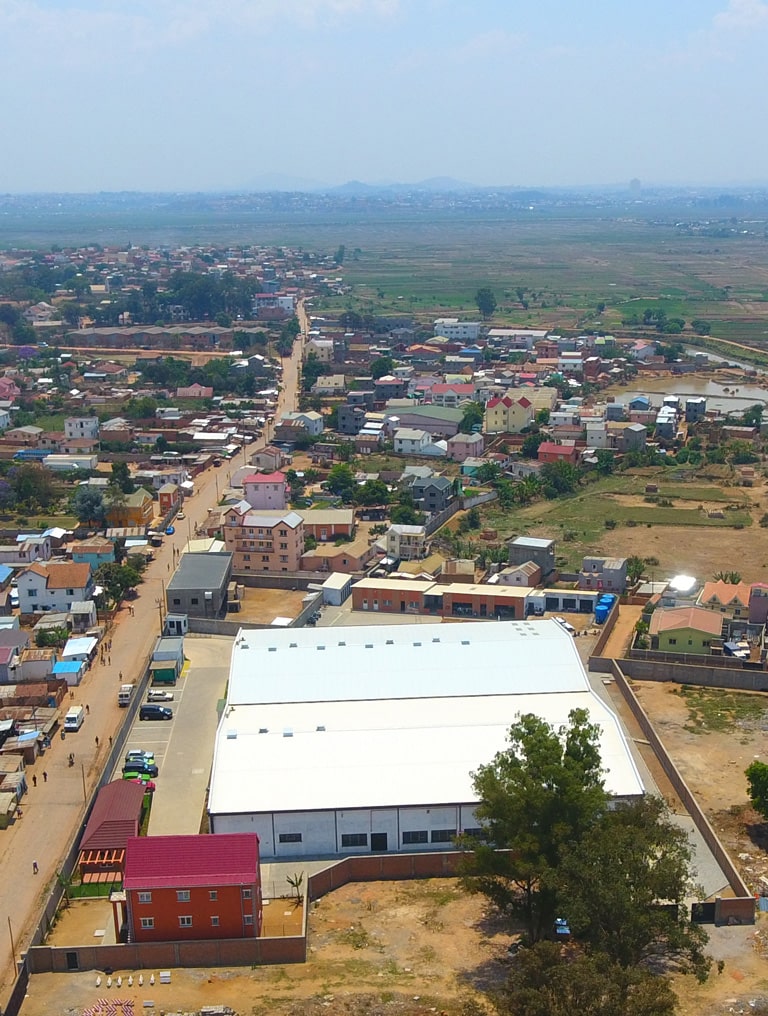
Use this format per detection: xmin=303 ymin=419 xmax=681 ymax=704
xmin=1 ymin=243 xmax=768 ymax=1016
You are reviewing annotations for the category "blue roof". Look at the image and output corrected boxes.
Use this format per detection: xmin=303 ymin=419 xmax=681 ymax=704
xmin=52 ymin=661 xmax=82 ymax=673
xmin=0 ymin=565 xmax=12 ymax=584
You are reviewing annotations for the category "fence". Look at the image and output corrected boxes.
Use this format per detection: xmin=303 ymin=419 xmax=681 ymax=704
xmin=619 ymin=656 xmax=768 ymax=692
xmin=306 ymin=851 xmax=462 ymax=900
xmin=606 ymin=659 xmax=755 ymax=920
xmin=588 ymin=598 xmax=620 ymax=658
xmin=460 ymin=491 xmax=498 ymax=509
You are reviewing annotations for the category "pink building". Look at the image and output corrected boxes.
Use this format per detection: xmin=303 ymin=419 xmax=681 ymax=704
xmin=243 ymin=472 xmax=288 ymax=511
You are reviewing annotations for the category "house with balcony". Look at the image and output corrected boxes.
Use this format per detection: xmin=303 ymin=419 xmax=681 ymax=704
xmin=386 ymin=524 xmax=427 ymax=562
xmin=697 ymin=580 xmax=752 ymax=618
xmin=578 ymin=556 xmax=628 ymax=593
xmin=123 ymin=833 xmax=262 ymax=943
xmin=223 ymin=504 xmax=304 ymax=572
xmin=484 ymin=395 xmax=534 ymax=435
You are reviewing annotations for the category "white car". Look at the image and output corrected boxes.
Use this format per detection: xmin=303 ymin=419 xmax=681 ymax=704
xmin=147 ymin=689 xmax=174 ymax=702
xmin=555 ymin=617 xmax=576 ymax=634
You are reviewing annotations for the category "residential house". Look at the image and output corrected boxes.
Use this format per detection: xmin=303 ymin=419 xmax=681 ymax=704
xmin=0 ymin=645 xmax=20 ymax=684
xmin=123 ymin=833 xmax=262 ymax=943
xmin=509 ymin=536 xmax=556 ymax=579
xmin=249 ymin=446 xmax=288 ymax=473
xmin=492 ymin=562 xmax=542 ymax=587
xmin=386 ymin=406 xmax=463 ymax=438
xmin=355 ymin=430 xmax=384 ymax=454
xmin=351 ymin=577 xmax=527 ymax=620
xmin=484 ymin=396 xmax=534 ymax=435
xmin=750 ymin=583 xmax=768 ymax=625
xmin=300 ymin=535 xmax=376 ymax=573
xmin=312 ymin=374 xmax=347 ymax=396
xmin=243 ymin=472 xmax=288 ymax=511
xmin=429 ymin=383 xmax=475 ymax=408
xmin=0 ymin=538 xmax=52 ymax=566
xmin=280 ymin=411 xmax=324 ymax=437
xmin=446 ymin=431 xmax=485 ymax=461
xmin=305 ymin=337 xmax=335 ymax=362
xmin=648 ymin=606 xmax=723 ymax=655
xmin=433 ymin=318 xmax=481 ymax=341
xmin=165 ymin=553 xmax=232 ymax=618
xmin=410 ymin=476 xmax=454 ymax=514
xmin=537 ymin=441 xmax=579 ymax=465
xmin=338 ymin=404 xmax=368 ymax=436
xmin=578 ymin=556 xmax=628 ymax=593
xmin=5 ymin=425 xmax=43 ymax=446
xmin=105 ymin=487 xmax=154 ymax=529
xmin=17 ymin=562 xmax=94 ymax=615
xmin=176 ymin=383 xmax=214 ymax=399
xmin=223 ymin=505 xmax=304 ymax=572
xmin=72 ymin=537 xmax=115 ymax=570
xmin=386 ymin=524 xmax=427 ymax=562
xmin=697 ymin=580 xmax=752 ymax=618
xmin=300 ymin=509 xmax=356 ymax=542
xmin=374 ymin=375 xmax=409 ymax=403
xmin=64 ymin=417 xmax=100 ymax=442
xmin=158 ymin=483 xmax=182 ymax=516
xmin=394 ymin=428 xmax=431 ymax=456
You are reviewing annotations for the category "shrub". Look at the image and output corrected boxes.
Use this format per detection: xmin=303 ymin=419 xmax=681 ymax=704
xmin=604 ymin=518 xmax=617 ymax=529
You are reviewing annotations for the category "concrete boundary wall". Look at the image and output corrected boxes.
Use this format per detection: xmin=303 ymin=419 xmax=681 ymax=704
xmin=606 ymin=659 xmax=754 ymax=919
xmin=620 ymin=656 xmax=768 ymax=692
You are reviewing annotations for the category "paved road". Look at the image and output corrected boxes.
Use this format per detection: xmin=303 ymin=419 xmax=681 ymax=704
xmin=0 ymin=330 xmax=303 ymax=1000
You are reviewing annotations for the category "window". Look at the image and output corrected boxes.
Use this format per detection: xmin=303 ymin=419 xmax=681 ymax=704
xmin=140 ymin=917 xmax=154 ymax=930
xmin=179 ymin=916 xmax=192 ymax=928
xmin=341 ymin=833 xmax=368 ymax=848
xmin=211 ymin=916 xmax=220 ymax=927
xmin=431 ymin=829 xmax=456 ymax=843
xmin=244 ymin=914 xmax=254 ymax=925
xmin=280 ymin=542 xmax=288 ymax=550
xmin=463 ymin=827 xmax=483 ymax=839
xmin=242 ymin=888 xmax=253 ymax=899
xmin=138 ymin=891 xmax=152 ymax=904
xmin=279 ymin=529 xmax=287 ymax=537
xmin=278 ymin=832 xmax=302 ymax=844
xmin=173 ymin=598 xmax=181 ymax=606
xmin=402 ymin=830 xmax=428 ymax=844
xmin=176 ymin=890 xmax=190 ymax=902
xmin=668 ymin=638 xmax=677 ymax=645
xmin=244 ymin=554 xmax=251 ymax=561
xmin=191 ymin=597 xmax=199 ymax=606
xmin=262 ymin=555 xmax=269 ymax=562
xmin=67 ymin=588 xmax=74 ymax=595
xmin=209 ymin=890 xmax=218 ymax=901
xmin=280 ymin=555 xmax=288 ymax=563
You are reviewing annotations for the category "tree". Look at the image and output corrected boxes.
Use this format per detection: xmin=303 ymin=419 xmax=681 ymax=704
xmin=111 ymin=461 xmax=135 ymax=494
xmin=560 ymin=796 xmax=710 ymax=979
xmin=746 ymin=760 xmax=768 ymax=820
xmin=459 ymin=401 xmax=484 ymax=434
xmin=742 ymin=404 xmax=763 ymax=428
xmin=691 ymin=319 xmax=711 ymax=335
xmin=354 ymin=479 xmax=390 ymax=506
xmin=370 ymin=356 xmax=395 ymax=380
xmin=501 ymin=941 xmax=677 ymax=1016
xmin=540 ymin=460 xmax=580 ymax=498
xmin=712 ymin=570 xmax=742 ymax=584
xmin=461 ymin=710 xmax=607 ymax=942
xmin=594 ymin=450 xmax=615 ymax=476
xmin=325 ymin=463 xmax=357 ymax=501
xmin=9 ymin=464 xmax=56 ymax=509
xmin=94 ymin=562 xmax=142 ymax=606
xmin=475 ymin=287 xmax=497 ymax=319
xmin=521 ymin=433 xmax=544 ymax=460
xmin=626 ymin=555 xmax=645 ymax=585
xmin=71 ymin=486 xmax=105 ymax=526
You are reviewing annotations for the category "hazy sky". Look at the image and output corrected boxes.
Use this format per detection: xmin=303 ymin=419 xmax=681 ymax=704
xmin=2 ymin=0 xmax=767 ymax=192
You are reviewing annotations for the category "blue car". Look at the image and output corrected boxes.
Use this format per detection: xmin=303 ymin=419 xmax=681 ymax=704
xmin=165 ymin=525 xmax=175 ymax=535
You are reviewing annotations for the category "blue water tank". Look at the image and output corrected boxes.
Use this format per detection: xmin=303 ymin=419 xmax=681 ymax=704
xmin=595 ymin=605 xmax=609 ymax=624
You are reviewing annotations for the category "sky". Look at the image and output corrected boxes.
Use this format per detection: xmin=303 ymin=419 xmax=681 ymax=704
xmin=1 ymin=0 xmax=768 ymax=192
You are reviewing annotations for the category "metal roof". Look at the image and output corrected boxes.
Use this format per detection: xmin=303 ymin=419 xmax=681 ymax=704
xmin=124 ymin=833 xmax=259 ymax=889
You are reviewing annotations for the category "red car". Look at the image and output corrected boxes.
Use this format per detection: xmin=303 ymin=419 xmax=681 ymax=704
xmin=129 ymin=777 xmax=156 ymax=793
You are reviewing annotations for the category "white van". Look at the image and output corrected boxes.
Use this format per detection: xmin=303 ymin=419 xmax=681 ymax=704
xmin=64 ymin=705 xmax=85 ymax=732
xmin=118 ymin=684 xmax=135 ymax=707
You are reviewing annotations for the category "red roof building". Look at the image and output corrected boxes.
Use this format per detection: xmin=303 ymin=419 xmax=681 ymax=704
xmin=123 ymin=833 xmax=262 ymax=942
xmin=243 ymin=471 xmax=288 ymax=510
xmin=537 ymin=441 xmax=580 ymax=465
xmin=78 ymin=780 xmax=146 ymax=883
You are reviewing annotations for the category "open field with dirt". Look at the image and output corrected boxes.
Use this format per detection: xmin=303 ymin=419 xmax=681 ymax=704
xmin=476 ymin=467 xmax=767 ymax=577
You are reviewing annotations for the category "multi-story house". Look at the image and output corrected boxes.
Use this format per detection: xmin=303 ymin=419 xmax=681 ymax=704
xmin=17 ymin=562 xmax=94 ymax=614
xmin=243 ymin=472 xmax=288 ymax=511
xmin=484 ymin=395 xmax=534 ymax=434
xmin=386 ymin=524 xmax=427 ymax=562
xmin=578 ymin=556 xmax=628 ymax=593
xmin=105 ymin=487 xmax=154 ymax=529
xmin=410 ymin=476 xmax=454 ymax=513
xmin=394 ymin=428 xmax=431 ymax=456
xmin=64 ymin=417 xmax=100 ymax=442
xmin=223 ymin=504 xmax=304 ymax=572
xmin=124 ymin=833 xmax=262 ymax=943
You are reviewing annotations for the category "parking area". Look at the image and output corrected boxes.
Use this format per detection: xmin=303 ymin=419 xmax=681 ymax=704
xmin=113 ymin=636 xmax=233 ymax=836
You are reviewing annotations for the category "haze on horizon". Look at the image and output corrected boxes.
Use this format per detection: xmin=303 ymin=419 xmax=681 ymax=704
xmin=2 ymin=0 xmax=767 ymax=194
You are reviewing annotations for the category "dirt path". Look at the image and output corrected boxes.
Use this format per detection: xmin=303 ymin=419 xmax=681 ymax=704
xmin=0 ymin=335 xmax=303 ymax=1004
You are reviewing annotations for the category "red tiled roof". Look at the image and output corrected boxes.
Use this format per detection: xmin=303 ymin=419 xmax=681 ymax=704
xmin=26 ymin=562 xmax=91 ymax=590
xmin=124 ymin=833 xmax=260 ymax=890
xmin=80 ymin=780 xmax=145 ymax=852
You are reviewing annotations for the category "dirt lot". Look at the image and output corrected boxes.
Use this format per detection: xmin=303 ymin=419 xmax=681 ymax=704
xmin=234 ymin=586 xmax=310 ymax=625
xmin=600 ymin=521 xmax=768 ymax=584
xmin=23 ymin=879 xmax=512 ymax=1016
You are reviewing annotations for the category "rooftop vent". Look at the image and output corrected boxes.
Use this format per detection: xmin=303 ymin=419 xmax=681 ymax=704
xmin=316 ymin=725 xmax=326 ymax=732
xmin=365 ymin=643 xmax=374 ymax=649
xmin=226 ymin=729 xmax=237 ymax=740
xmin=289 ymin=642 xmax=297 ymax=648
xmin=268 ymin=647 xmax=277 ymax=652
xmin=386 ymin=639 xmax=394 ymax=645
xmin=258 ymin=727 xmax=268 ymax=734
xmin=413 ymin=641 xmax=422 ymax=647
xmin=317 ymin=645 xmax=325 ymax=651
xmin=337 ymin=641 xmax=346 ymax=646
xmin=461 ymin=640 xmax=470 ymax=646
xmin=283 ymin=727 xmax=293 ymax=738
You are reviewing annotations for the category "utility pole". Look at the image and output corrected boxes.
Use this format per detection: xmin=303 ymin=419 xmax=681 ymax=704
xmin=8 ymin=916 xmax=16 ymax=971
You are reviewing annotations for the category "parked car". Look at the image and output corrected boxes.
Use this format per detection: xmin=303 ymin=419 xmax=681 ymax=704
xmin=147 ymin=689 xmax=174 ymax=702
xmin=165 ymin=525 xmax=175 ymax=536
xmin=125 ymin=750 xmax=155 ymax=766
xmin=121 ymin=760 xmax=158 ymax=778
xmin=122 ymin=770 xmax=155 ymax=784
xmin=177 ymin=511 xmax=186 ymax=520
xmin=139 ymin=704 xmax=173 ymax=721
xmin=128 ymin=777 xmax=156 ymax=792
xmin=10 ymin=591 xmax=19 ymax=609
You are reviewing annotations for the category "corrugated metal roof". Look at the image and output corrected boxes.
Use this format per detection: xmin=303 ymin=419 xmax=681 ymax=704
xmin=80 ymin=781 xmax=145 ymax=852
xmin=124 ymin=833 xmax=259 ymax=889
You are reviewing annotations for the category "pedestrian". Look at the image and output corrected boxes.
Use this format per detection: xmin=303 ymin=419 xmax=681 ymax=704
xmin=119 ymin=671 xmax=123 ymax=681
xmin=108 ymin=655 xmax=111 ymax=665
xmin=108 ymin=736 xmax=113 ymax=748
xmin=95 ymin=736 xmax=99 ymax=748
xmin=42 ymin=771 xmax=47 ymax=783
xmin=32 ymin=861 xmax=38 ymax=875
xmin=32 ymin=774 xmax=37 ymax=788
xmin=86 ymin=704 xmax=90 ymax=715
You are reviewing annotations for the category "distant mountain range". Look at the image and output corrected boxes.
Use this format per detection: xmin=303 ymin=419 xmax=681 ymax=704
xmin=241 ymin=174 xmax=479 ymax=194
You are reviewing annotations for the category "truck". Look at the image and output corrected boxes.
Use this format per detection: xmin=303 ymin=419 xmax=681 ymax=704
xmin=64 ymin=705 xmax=85 ymax=732
xmin=118 ymin=684 xmax=136 ymax=707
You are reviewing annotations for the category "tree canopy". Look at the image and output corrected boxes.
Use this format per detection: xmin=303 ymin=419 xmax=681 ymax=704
xmin=475 ymin=287 xmax=497 ymax=318
xmin=459 ymin=401 xmax=484 ymax=434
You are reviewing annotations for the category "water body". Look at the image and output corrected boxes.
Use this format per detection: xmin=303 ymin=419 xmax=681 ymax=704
xmin=605 ymin=374 xmax=768 ymax=413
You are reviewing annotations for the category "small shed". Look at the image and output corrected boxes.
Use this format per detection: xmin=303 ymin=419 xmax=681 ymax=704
xmin=0 ymin=791 xmax=18 ymax=829
xmin=52 ymin=659 xmax=86 ymax=686
xmin=321 ymin=572 xmax=352 ymax=607
xmin=62 ymin=636 xmax=97 ymax=663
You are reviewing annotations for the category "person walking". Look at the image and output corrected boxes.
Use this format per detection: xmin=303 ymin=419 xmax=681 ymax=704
xmin=42 ymin=771 xmax=47 ymax=783
xmin=32 ymin=774 xmax=37 ymax=788
xmin=32 ymin=861 xmax=38 ymax=875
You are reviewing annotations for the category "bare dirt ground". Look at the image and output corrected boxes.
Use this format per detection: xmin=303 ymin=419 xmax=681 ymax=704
xmin=23 ymin=879 xmax=512 ymax=1016
xmin=600 ymin=521 xmax=768 ymax=584
xmin=235 ymin=586 xmax=309 ymax=625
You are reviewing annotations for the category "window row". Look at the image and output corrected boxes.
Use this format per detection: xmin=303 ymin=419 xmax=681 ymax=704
xmin=137 ymin=888 xmax=251 ymax=903
xmin=139 ymin=915 xmax=253 ymax=930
